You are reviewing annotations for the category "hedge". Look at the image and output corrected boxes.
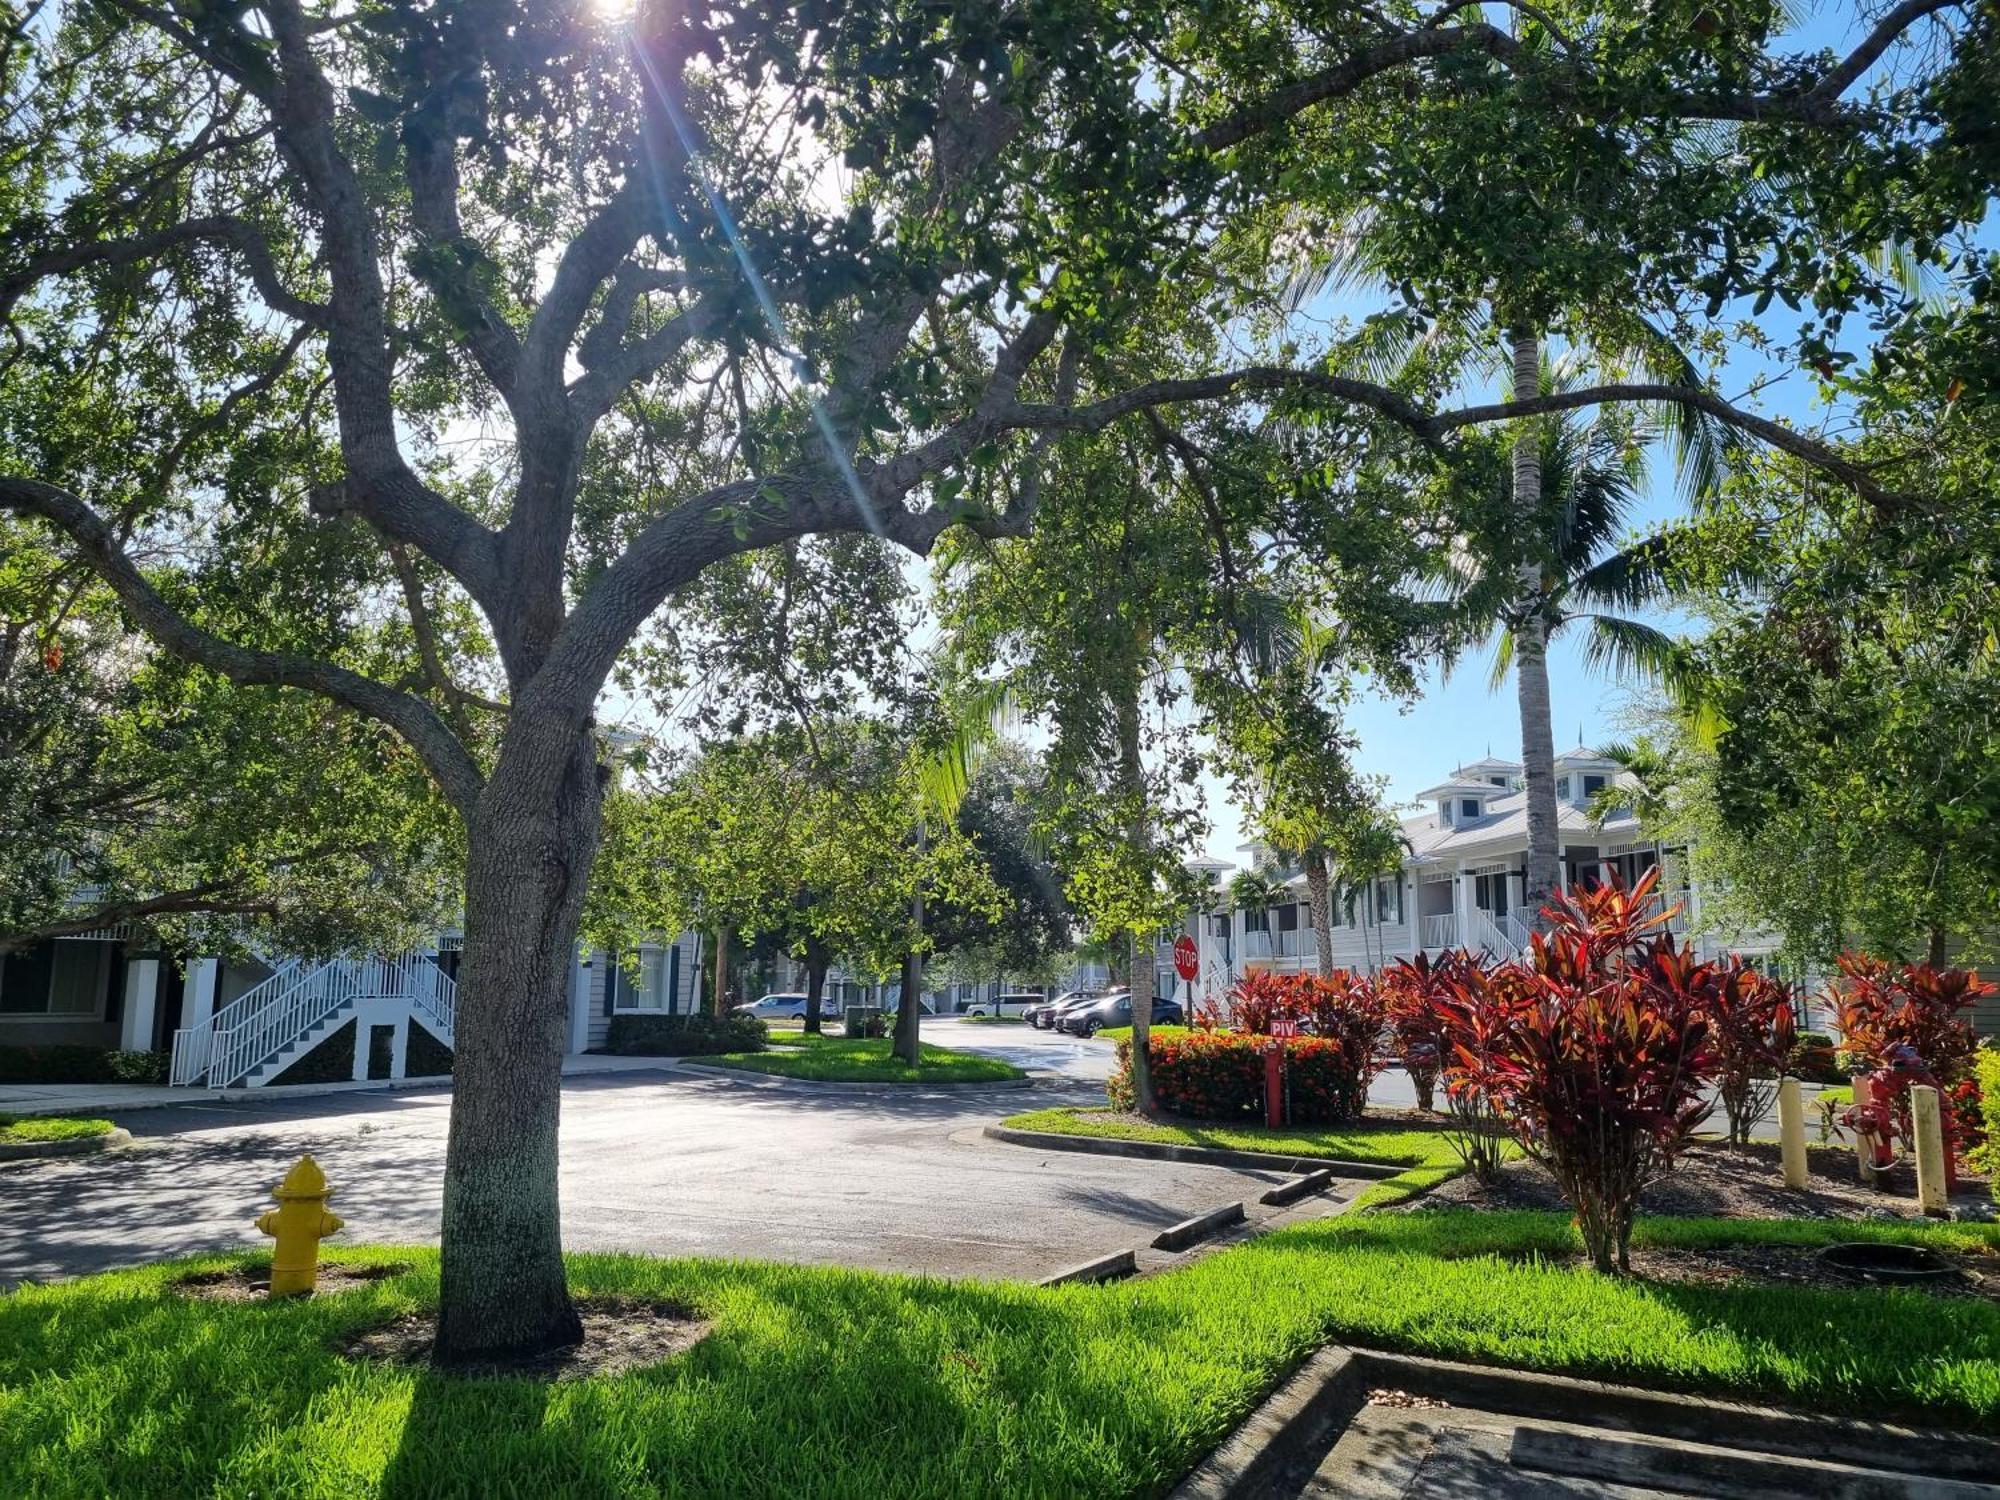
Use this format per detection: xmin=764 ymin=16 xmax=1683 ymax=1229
xmin=605 ymin=1012 xmax=767 ymax=1056
xmin=1976 ymin=1050 xmax=2000 ymax=1200
xmin=1109 ymin=1030 xmax=1373 ymax=1124
xmin=0 ymin=1045 xmax=168 ymax=1085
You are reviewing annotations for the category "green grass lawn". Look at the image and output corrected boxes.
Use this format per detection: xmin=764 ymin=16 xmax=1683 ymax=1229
xmin=5 ymin=1210 xmax=1997 ymax=1498
xmin=0 ymin=1114 xmax=114 ymax=1144
xmin=699 ymin=1033 xmax=1026 ymax=1084
xmin=1002 ymin=1105 xmax=1467 ymax=1171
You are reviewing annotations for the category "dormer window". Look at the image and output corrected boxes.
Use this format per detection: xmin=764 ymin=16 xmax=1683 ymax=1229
xmin=1459 ymin=798 xmax=1481 ymax=820
xmin=1582 ymin=774 xmax=1608 ymax=799
xmin=1488 ymin=776 xmax=1508 ymax=788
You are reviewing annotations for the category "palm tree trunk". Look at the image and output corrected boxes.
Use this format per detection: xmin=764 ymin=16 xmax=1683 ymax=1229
xmin=1304 ymin=848 xmax=1335 ymax=978
xmin=1509 ymin=324 xmax=1562 ymax=925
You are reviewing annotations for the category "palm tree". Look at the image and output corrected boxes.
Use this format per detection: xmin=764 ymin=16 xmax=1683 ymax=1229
xmin=1229 ymin=864 xmax=1292 ymax=966
xmin=1446 ymin=350 xmax=1703 ymax=921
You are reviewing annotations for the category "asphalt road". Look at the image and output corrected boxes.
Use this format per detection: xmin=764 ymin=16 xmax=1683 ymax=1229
xmin=0 ymin=1030 xmax=1294 ymax=1288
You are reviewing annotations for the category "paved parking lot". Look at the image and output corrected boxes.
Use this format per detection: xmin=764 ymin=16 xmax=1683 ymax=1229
xmin=0 ymin=1048 xmax=1292 ymax=1288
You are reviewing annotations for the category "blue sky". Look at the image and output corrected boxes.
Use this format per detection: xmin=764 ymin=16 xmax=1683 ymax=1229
xmin=1191 ymin=1 xmax=1955 ymax=858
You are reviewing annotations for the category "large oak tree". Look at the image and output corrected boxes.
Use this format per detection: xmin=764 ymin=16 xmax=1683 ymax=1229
xmin=1 ymin=0 xmax=1966 ymax=1360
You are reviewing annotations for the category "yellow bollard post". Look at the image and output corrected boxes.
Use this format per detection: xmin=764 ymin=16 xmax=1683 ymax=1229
xmin=1851 ymin=1075 xmax=1876 ymax=1187
xmin=254 ymin=1154 xmax=344 ymax=1296
xmin=1911 ymin=1084 xmax=1950 ymax=1218
xmin=1777 ymin=1077 xmax=1808 ymax=1189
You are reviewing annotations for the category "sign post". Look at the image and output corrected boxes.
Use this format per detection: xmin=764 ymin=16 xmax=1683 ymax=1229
xmin=1173 ymin=935 xmax=1199 ymax=1019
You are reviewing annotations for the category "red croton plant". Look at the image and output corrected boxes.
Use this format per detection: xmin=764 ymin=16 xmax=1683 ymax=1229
xmin=1833 ymin=955 xmax=1992 ymax=1154
xmin=1699 ymin=958 xmax=1798 ymax=1148
xmin=1444 ymin=872 xmax=1717 ymax=1273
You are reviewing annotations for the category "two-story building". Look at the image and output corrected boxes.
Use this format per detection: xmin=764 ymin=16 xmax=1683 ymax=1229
xmin=1177 ymin=748 xmax=1790 ymax=1010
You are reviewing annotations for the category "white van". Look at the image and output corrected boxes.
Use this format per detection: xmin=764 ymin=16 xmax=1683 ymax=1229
xmin=962 ymin=991 xmax=1047 ymax=1019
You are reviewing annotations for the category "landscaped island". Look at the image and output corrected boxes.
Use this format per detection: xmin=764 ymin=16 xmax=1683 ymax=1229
xmin=697 ymin=1032 xmax=1027 ymax=1085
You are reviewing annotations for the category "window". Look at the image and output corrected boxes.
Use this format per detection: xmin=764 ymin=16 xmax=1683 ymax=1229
xmin=1 ymin=941 xmax=106 ymax=1017
xmin=1371 ymin=877 xmax=1404 ymax=925
xmin=1439 ymin=800 xmax=1451 ymax=826
xmin=1276 ymin=904 xmax=1300 ymax=933
xmin=1582 ymin=773 xmax=1608 ymax=798
xmin=612 ymin=947 xmax=669 ymax=1011
xmin=1460 ymin=798 xmax=1481 ymax=820
xmin=1488 ymin=776 xmax=1509 ymax=788
xmin=1242 ymin=908 xmax=1270 ymax=933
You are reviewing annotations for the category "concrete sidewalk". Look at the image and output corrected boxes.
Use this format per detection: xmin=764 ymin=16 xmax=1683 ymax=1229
xmin=0 ymin=1052 xmax=671 ymax=1118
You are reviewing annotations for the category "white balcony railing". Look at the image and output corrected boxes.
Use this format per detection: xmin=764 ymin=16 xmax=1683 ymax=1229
xmin=1420 ymin=913 xmax=1457 ymax=948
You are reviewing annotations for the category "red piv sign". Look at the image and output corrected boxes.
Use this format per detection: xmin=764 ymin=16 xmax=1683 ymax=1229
xmin=1172 ymin=936 xmax=1199 ymax=982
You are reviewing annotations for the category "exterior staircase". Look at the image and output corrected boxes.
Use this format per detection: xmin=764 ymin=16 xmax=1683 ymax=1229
xmin=169 ymin=954 xmax=456 ymax=1089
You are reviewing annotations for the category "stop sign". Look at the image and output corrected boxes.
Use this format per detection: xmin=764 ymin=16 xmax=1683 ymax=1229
xmin=1172 ymin=935 xmax=1199 ymax=982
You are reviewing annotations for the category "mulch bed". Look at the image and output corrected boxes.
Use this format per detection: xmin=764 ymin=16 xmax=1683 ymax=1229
xmin=175 ymin=1262 xmax=411 ymax=1302
xmin=1407 ymin=1139 xmax=1992 ymax=1223
xmin=340 ymin=1298 xmax=711 ymax=1381
xmin=1396 ymin=1141 xmax=2000 ymax=1301
xmin=1627 ymin=1242 xmax=2000 ymax=1303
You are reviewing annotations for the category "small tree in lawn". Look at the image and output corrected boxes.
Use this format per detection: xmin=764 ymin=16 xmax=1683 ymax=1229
xmin=1467 ymin=873 xmax=1715 ymax=1272
xmin=1700 ymin=959 xmax=1798 ymax=1148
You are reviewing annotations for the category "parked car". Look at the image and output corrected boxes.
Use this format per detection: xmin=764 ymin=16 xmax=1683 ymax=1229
xmin=1061 ymin=993 xmax=1184 ymax=1037
xmin=735 ymin=993 xmax=815 ymax=1020
xmin=962 ymin=991 xmax=1047 ymax=1019
xmin=1028 ymin=989 xmax=1103 ymax=1030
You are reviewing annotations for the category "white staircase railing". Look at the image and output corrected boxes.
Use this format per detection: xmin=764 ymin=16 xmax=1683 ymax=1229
xmin=1464 ymin=906 xmax=1519 ymax=959
xmin=169 ymin=957 xmax=308 ymax=1085
xmin=172 ymin=954 xmax=457 ymax=1088
xmin=407 ymin=957 xmax=457 ymax=1043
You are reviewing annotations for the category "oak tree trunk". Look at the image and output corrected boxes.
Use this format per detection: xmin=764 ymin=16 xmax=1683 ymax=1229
xmin=893 ymin=819 xmax=924 ymax=1065
xmin=1116 ymin=656 xmax=1156 ymax=1115
xmin=1508 ymin=325 xmax=1562 ymax=926
xmin=803 ymin=940 xmax=829 ymax=1034
xmin=895 ymin=948 xmax=923 ymax=1064
xmin=711 ymin=923 xmax=731 ymax=1017
xmin=433 ymin=722 xmax=602 ymax=1364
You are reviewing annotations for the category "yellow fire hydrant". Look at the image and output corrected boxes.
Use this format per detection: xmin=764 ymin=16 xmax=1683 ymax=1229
xmin=254 ymin=1154 xmax=344 ymax=1297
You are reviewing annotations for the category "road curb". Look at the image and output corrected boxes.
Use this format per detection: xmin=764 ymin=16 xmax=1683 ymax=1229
xmin=982 ymin=1124 xmax=1402 ymax=1178
xmin=1152 ymin=1201 xmax=1247 ymax=1251
xmin=1166 ymin=1347 xmax=1366 ymax=1500
xmin=680 ymin=1062 xmax=1033 ymax=1095
xmin=1038 ymin=1247 xmax=1138 ymax=1286
xmin=1259 ymin=1167 xmax=1337 ymax=1206
xmin=0 ymin=1126 xmax=133 ymax=1162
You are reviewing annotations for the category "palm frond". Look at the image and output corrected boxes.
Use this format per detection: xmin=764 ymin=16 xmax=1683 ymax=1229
xmin=1485 ymin=626 xmax=1515 ymax=691
xmin=1577 ymin=614 xmax=1683 ymax=685
xmin=1568 ymin=535 xmax=1680 ymax=611
xmin=915 ymin=680 xmax=1018 ymax=819
xmin=1623 ymin=323 xmax=1745 ymax=508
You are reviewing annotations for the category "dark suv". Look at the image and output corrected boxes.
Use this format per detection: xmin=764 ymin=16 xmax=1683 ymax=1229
xmin=1060 ymin=993 xmax=1185 ymax=1037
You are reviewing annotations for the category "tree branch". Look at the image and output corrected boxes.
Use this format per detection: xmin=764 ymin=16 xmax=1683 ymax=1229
xmin=0 ymin=214 xmax=327 ymax=326
xmin=0 ymin=476 xmax=486 ymax=815
xmin=0 ymin=884 xmax=273 ymax=954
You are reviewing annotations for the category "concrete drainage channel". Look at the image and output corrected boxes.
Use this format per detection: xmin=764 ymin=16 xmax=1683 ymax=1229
xmin=1037 ymin=1166 xmax=1349 ymax=1287
xmin=1167 ymin=1346 xmax=2000 ymax=1500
